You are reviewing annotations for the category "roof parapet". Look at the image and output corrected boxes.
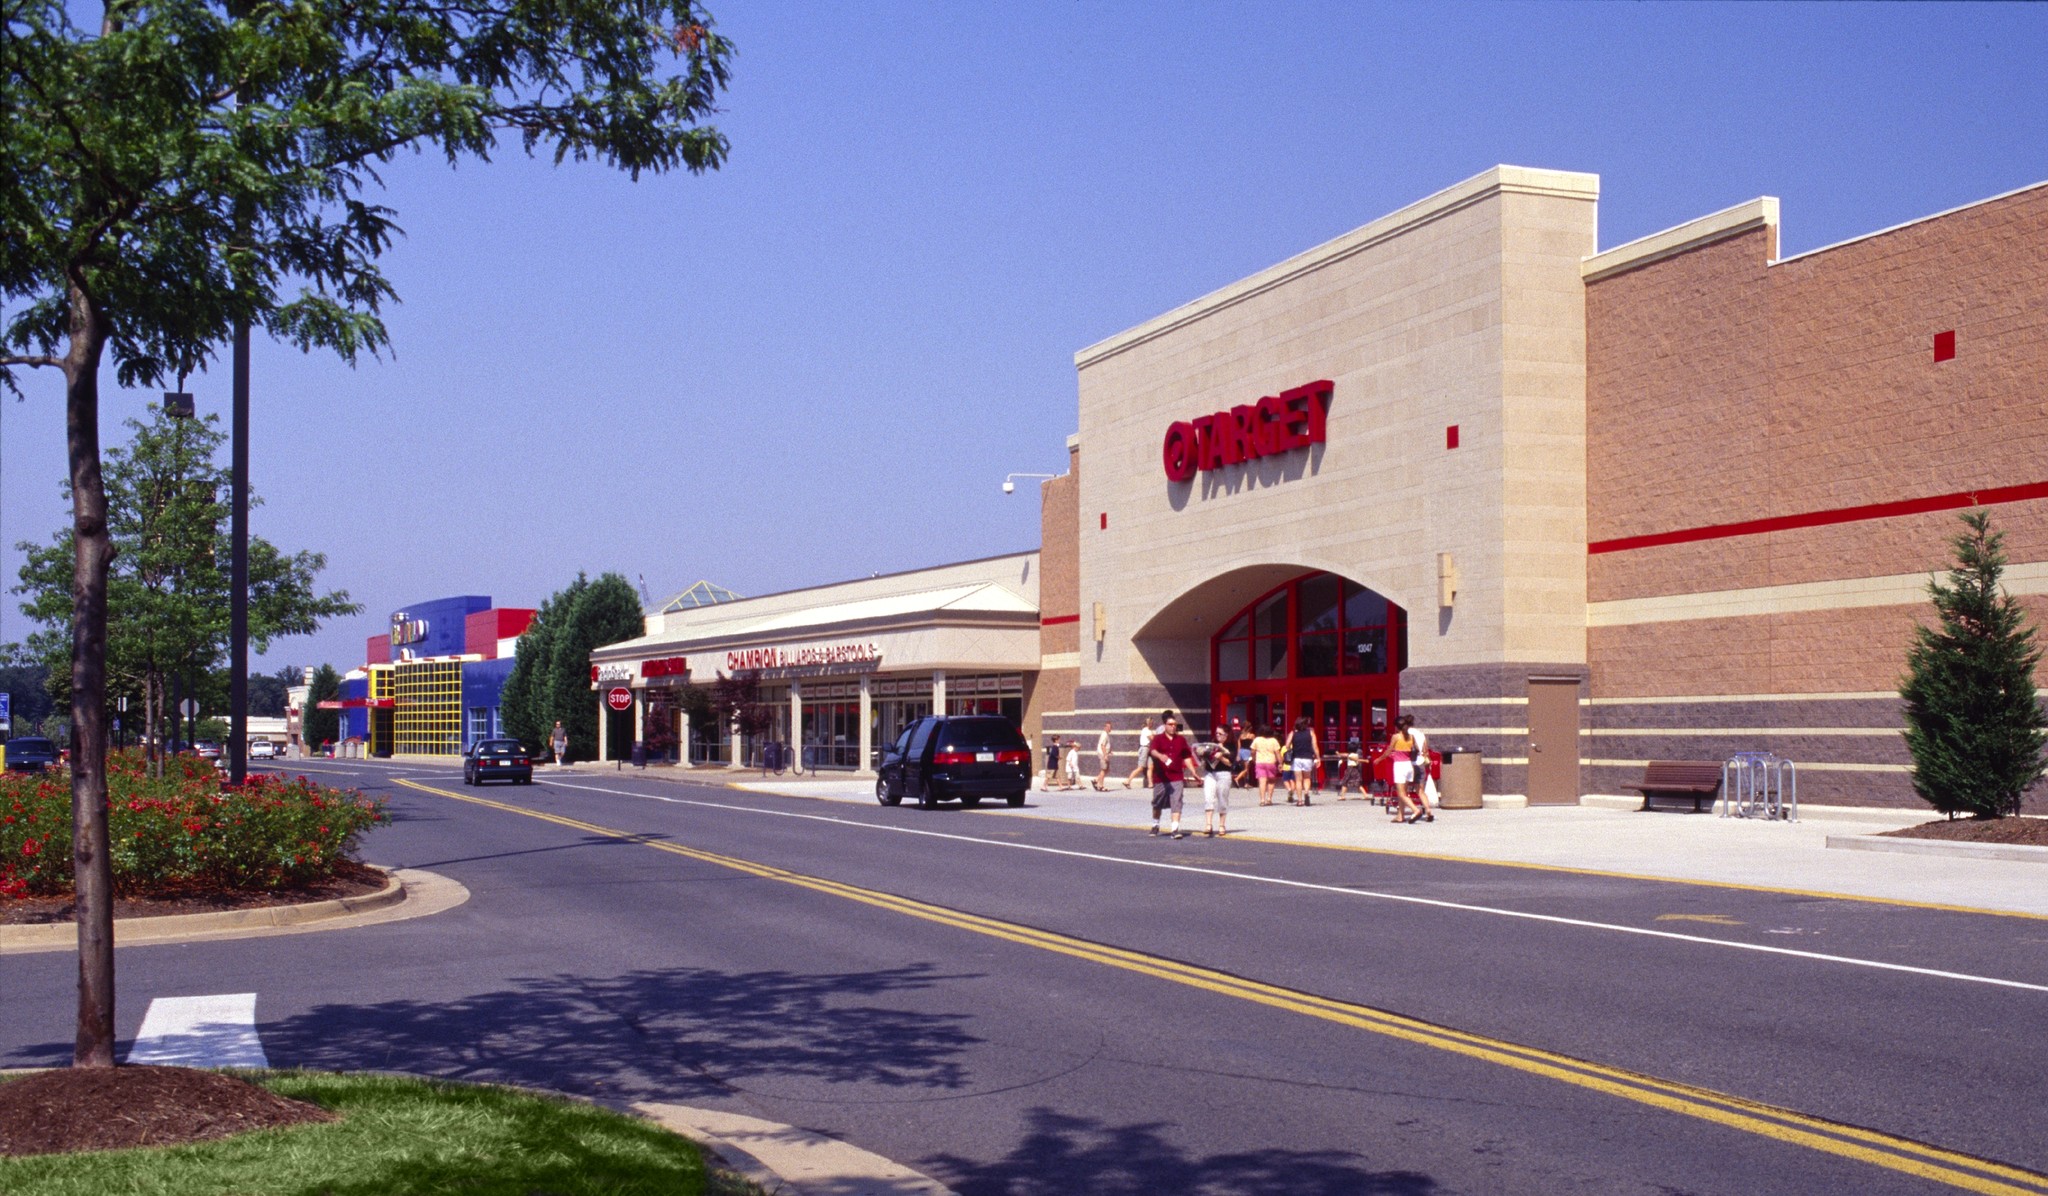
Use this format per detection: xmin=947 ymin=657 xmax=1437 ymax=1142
xmin=1076 ymin=164 xmax=1599 ymax=370
xmin=1582 ymin=197 xmax=1779 ymax=283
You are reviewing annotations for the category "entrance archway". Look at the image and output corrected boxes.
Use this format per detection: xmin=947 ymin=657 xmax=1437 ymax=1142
xmin=1210 ymin=571 xmax=1407 ymax=750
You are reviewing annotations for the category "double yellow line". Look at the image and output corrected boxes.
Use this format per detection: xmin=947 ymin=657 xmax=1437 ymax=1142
xmin=398 ymin=778 xmax=2048 ymax=1195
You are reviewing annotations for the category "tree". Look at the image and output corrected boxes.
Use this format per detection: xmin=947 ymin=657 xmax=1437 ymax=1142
xmin=550 ymin=574 xmax=645 ymax=761
xmin=501 ymin=576 xmax=585 ymax=753
xmin=712 ymin=671 xmax=774 ymax=756
xmin=12 ymin=410 xmax=357 ymax=775
xmin=1900 ymin=510 xmax=2048 ymax=819
xmin=303 ymin=663 xmax=341 ymax=746
xmin=246 ymin=665 xmax=298 ymax=718
xmin=499 ymin=573 xmax=644 ymax=760
xmin=0 ymin=656 xmax=57 ymax=733
xmin=1 ymin=0 xmax=732 ymax=1066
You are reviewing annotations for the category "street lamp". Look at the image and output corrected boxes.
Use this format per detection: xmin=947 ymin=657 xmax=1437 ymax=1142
xmin=1002 ymin=472 xmax=1057 ymax=495
xmin=161 ymin=349 xmax=249 ymax=785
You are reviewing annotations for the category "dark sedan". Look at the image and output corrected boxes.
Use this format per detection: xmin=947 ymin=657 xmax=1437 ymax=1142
xmin=463 ymin=738 xmax=533 ymax=785
xmin=3 ymin=736 xmax=62 ymax=774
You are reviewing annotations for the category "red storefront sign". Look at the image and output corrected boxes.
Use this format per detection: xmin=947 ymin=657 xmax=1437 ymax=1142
xmin=1161 ymin=380 xmax=1333 ymax=483
xmin=642 ymin=656 xmax=689 ymax=678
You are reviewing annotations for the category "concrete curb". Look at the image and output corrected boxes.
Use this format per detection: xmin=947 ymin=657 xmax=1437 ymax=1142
xmin=0 ymin=866 xmax=469 ymax=954
xmin=1825 ymin=834 xmax=2048 ymax=864
xmin=636 ymin=1102 xmax=957 ymax=1196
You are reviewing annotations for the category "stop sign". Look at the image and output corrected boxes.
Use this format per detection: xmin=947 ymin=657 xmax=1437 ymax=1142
xmin=606 ymin=686 xmax=633 ymax=712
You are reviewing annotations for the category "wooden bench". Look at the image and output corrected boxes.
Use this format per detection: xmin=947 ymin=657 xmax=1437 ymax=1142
xmin=1626 ymin=760 xmax=1723 ymax=813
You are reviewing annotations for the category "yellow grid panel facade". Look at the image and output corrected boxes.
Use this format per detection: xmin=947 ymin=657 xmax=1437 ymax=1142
xmin=367 ymin=665 xmax=395 ymax=756
xmin=393 ymin=659 xmax=464 ymax=756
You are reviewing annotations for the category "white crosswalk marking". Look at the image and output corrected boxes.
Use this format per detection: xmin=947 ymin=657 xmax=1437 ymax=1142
xmin=126 ymin=993 xmax=268 ymax=1068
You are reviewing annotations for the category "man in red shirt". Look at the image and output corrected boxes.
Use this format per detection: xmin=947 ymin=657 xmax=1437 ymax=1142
xmin=1147 ymin=711 xmax=1201 ymax=839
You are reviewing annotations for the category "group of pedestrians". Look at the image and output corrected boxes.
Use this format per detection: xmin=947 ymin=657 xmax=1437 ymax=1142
xmin=1094 ymin=710 xmax=1438 ymax=833
xmin=1037 ymin=725 xmax=1123 ymax=791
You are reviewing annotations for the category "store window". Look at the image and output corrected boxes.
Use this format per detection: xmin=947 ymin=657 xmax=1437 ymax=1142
xmin=1213 ymin=575 xmax=1401 ymax=684
xmin=944 ymin=674 xmax=1025 ymax=726
xmin=1211 ymin=573 xmax=1406 ymax=753
xmin=393 ymin=660 xmax=464 ymax=755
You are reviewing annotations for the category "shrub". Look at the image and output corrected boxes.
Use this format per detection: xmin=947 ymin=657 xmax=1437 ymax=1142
xmin=0 ymin=751 xmax=386 ymax=898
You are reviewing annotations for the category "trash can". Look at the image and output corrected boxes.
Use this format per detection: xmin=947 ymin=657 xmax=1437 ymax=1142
xmin=631 ymin=740 xmax=647 ymax=769
xmin=1439 ymin=748 xmax=1482 ymax=809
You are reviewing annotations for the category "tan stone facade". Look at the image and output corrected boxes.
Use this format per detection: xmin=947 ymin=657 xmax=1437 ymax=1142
xmin=1042 ymin=167 xmax=1603 ymax=795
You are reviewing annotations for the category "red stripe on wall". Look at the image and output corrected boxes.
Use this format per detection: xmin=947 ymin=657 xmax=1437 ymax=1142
xmin=1588 ymin=480 xmax=2048 ymax=555
xmin=1040 ymin=613 xmax=1081 ymax=626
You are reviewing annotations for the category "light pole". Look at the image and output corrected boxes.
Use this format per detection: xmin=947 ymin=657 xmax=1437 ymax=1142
xmin=1002 ymin=472 xmax=1057 ymax=495
xmin=228 ymin=309 xmax=249 ymax=784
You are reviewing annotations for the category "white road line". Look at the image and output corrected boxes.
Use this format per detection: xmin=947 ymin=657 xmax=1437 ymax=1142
xmin=537 ymin=777 xmax=2048 ymax=995
xmin=126 ymin=993 xmax=268 ymax=1068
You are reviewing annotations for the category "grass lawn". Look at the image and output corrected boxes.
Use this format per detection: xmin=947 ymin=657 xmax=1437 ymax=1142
xmin=0 ymin=1070 xmax=760 ymax=1195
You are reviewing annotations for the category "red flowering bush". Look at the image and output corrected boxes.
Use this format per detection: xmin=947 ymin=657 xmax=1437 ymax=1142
xmin=0 ymin=751 xmax=386 ymax=898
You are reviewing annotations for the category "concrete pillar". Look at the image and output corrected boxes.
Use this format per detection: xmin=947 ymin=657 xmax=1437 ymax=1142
xmin=632 ymin=688 xmax=645 ymax=763
xmin=857 ymin=673 xmax=874 ymax=776
xmin=596 ymin=691 xmax=609 ymax=761
xmin=932 ymin=670 xmax=947 ymax=718
xmin=728 ymin=710 xmax=742 ymax=769
xmin=790 ymin=680 xmax=804 ymax=767
xmin=679 ymin=705 xmax=691 ymax=766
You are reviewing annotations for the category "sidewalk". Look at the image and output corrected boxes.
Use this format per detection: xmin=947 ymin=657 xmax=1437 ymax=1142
xmin=703 ymin=772 xmax=2048 ymax=918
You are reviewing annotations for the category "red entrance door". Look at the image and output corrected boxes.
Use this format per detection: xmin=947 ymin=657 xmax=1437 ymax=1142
xmin=1208 ymin=572 xmax=1405 ymax=759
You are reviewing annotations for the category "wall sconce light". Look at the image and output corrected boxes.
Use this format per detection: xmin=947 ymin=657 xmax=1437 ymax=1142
xmin=1093 ymin=601 xmax=1106 ymax=643
xmin=1437 ymin=553 xmax=1458 ymax=609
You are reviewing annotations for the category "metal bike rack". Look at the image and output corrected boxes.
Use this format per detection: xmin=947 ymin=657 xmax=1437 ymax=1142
xmin=1721 ymin=752 xmax=1797 ymax=822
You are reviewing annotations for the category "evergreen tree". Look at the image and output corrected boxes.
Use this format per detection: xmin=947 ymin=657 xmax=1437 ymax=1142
xmin=304 ymin=664 xmax=342 ymax=746
xmin=1900 ymin=510 xmax=2048 ymax=819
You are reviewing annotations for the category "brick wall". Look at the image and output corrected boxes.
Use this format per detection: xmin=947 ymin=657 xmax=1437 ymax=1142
xmin=1585 ymin=182 xmax=2048 ymax=810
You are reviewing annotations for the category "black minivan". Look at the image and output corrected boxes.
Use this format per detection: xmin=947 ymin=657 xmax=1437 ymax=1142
xmin=875 ymin=716 xmax=1031 ymax=809
xmin=3 ymin=736 xmax=61 ymax=774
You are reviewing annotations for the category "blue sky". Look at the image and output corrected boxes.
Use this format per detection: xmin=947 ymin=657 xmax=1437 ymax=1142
xmin=2 ymin=2 xmax=2044 ymax=679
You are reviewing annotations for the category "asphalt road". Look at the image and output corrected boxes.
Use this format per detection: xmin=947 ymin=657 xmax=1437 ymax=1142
xmin=5 ymin=758 xmax=2045 ymax=1195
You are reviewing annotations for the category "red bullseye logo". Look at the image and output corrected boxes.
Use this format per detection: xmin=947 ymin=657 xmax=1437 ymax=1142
xmin=606 ymin=687 xmax=633 ymax=711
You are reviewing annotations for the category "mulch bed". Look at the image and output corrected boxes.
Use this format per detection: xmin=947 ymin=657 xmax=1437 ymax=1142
xmin=0 ymin=1065 xmax=335 ymax=1157
xmin=1880 ymin=816 xmax=2048 ymax=847
xmin=0 ymin=859 xmax=388 ymax=926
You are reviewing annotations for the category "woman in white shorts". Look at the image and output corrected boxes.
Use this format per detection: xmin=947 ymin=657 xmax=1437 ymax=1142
xmin=1388 ymin=713 xmax=1432 ymax=822
xmin=1199 ymin=732 xmax=1234 ymax=837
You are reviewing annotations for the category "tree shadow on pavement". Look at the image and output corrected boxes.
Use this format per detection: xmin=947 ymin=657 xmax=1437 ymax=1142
xmin=924 ymin=1107 xmax=1437 ymax=1196
xmin=263 ymin=963 xmax=981 ymax=1106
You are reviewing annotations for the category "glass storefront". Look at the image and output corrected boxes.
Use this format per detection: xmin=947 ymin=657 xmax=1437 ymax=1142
xmin=942 ymin=673 xmax=1024 ymax=724
xmin=732 ymin=673 xmax=1025 ymax=771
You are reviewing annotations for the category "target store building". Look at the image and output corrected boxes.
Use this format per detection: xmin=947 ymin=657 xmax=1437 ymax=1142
xmin=1027 ymin=166 xmax=2048 ymax=809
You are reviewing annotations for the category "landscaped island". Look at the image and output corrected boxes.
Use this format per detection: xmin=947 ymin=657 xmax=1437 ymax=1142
xmin=0 ymin=752 xmax=385 ymax=906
